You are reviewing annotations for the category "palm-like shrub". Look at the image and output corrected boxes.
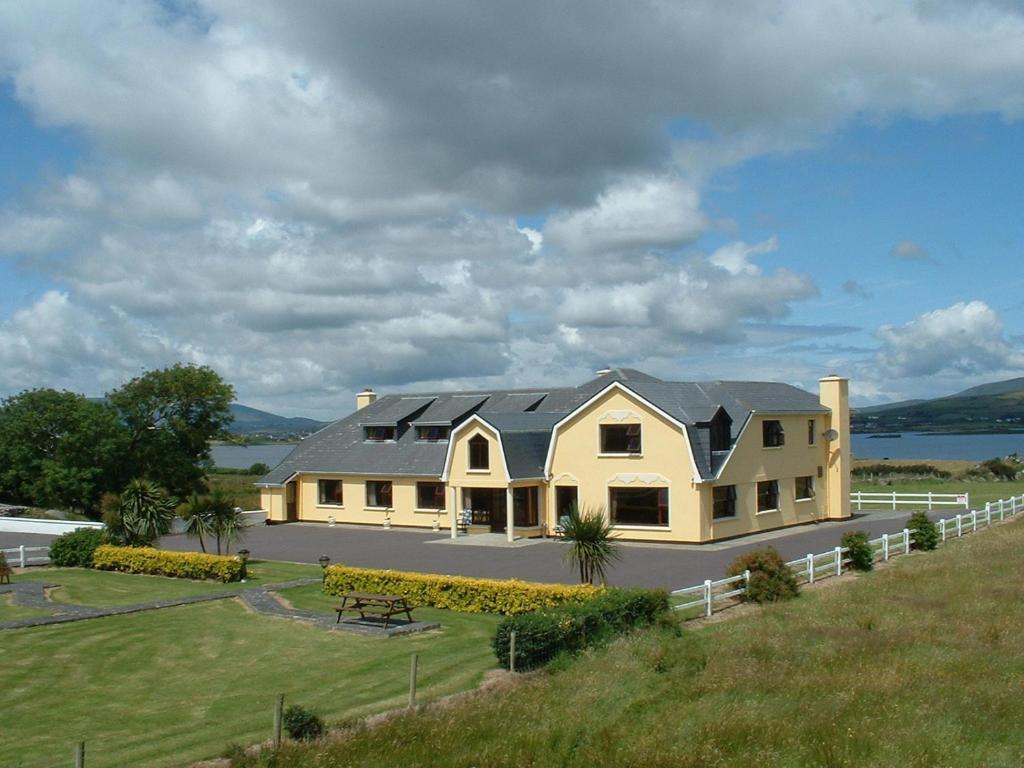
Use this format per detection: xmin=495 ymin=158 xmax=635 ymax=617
xmin=179 ymin=493 xmax=215 ymax=553
xmin=104 ymin=480 xmax=176 ymax=547
xmin=208 ymin=489 xmax=246 ymax=555
xmin=841 ymin=530 xmax=874 ymax=571
xmin=727 ymin=547 xmax=799 ymax=603
xmin=907 ymin=511 xmax=940 ymax=551
xmin=560 ymin=506 xmax=620 ymax=585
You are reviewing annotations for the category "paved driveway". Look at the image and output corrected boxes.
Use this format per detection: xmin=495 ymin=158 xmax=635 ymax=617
xmin=3 ymin=510 xmax=944 ymax=589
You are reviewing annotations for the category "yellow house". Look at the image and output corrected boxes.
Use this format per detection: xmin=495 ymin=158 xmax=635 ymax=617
xmin=256 ymin=368 xmax=851 ymax=543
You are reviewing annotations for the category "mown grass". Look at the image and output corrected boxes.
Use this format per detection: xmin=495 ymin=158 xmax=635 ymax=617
xmin=0 ymin=597 xmax=499 ymax=767
xmin=852 ymin=477 xmax=1024 ymax=507
xmin=12 ymin=560 xmax=319 ymax=607
xmin=0 ymin=592 xmax=52 ymax=621
xmin=232 ymin=517 xmax=1024 ymax=768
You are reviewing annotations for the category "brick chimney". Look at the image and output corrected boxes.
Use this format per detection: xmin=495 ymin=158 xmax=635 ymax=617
xmin=356 ymin=388 xmax=377 ymax=410
xmin=819 ymin=374 xmax=850 ymax=520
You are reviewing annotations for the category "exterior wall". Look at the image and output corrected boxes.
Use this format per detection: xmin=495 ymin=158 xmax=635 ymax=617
xmin=819 ymin=376 xmax=852 ymax=520
xmin=547 ymin=388 xmax=703 ymax=542
xmin=261 ymin=487 xmax=286 ymax=522
xmin=709 ymin=414 xmax=829 ymax=540
xmin=446 ymin=421 xmax=511 ymax=488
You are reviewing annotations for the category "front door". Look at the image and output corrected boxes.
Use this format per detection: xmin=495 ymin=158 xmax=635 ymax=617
xmin=286 ymin=481 xmax=298 ymax=522
xmin=464 ymin=488 xmax=506 ymax=532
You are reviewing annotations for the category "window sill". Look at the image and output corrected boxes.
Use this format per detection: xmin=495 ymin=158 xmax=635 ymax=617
xmin=795 ymin=497 xmax=815 ymax=503
xmin=316 ymin=504 xmax=344 ymax=509
xmin=761 ymin=446 xmax=784 ymax=451
xmin=363 ymin=440 xmax=397 ymax=444
xmin=712 ymin=515 xmax=737 ymax=522
xmin=598 ymin=453 xmax=644 ymax=459
xmin=364 ymin=506 xmax=393 ymax=512
xmin=466 ymin=469 xmax=491 ymax=474
xmin=612 ymin=524 xmax=670 ymax=531
xmin=414 ymin=508 xmax=445 ymax=514
xmin=756 ymin=508 xmax=780 ymax=515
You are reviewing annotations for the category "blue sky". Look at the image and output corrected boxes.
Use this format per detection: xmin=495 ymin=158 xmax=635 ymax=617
xmin=1 ymin=2 xmax=1023 ymax=418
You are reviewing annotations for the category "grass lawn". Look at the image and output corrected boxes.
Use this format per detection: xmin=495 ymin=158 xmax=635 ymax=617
xmin=0 ymin=596 xmax=500 ymax=767
xmin=852 ymin=477 xmax=1024 ymax=507
xmin=13 ymin=560 xmax=320 ymax=608
xmin=0 ymin=592 xmax=53 ymax=621
xmin=232 ymin=517 xmax=1024 ymax=768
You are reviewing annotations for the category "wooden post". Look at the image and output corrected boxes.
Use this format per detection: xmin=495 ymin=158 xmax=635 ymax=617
xmin=19 ymin=544 xmax=26 ymax=568
xmin=956 ymin=514 xmax=962 ymax=537
xmin=703 ymin=579 xmax=713 ymax=618
xmin=903 ymin=528 xmax=910 ymax=553
xmin=75 ymin=742 xmax=85 ymax=768
xmin=940 ymin=518 xmax=946 ymax=543
xmin=272 ymin=693 xmax=284 ymax=748
xmin=409 ymin=653 xmax=418 ymax=708
xmin=882 ymin=533 xmax=889 ymax=561
xmin=835 ymin=546 xmax=842 ymax=576
xmin=806 ymin=554 xmax=814 ymax=584
xmin=509 ymin=630 xmax=517 ymax=673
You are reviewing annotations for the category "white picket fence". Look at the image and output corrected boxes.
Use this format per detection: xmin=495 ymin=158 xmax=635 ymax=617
xmin=673 ymin=494 xmax=1024 ymax=618
xmin=1 ymin=545 xmax=51 ymax=568
xmin=850 ymin=490 xmax=969 ymax=511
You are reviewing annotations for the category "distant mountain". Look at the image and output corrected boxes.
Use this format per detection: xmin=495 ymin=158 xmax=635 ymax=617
xmin=853 ymin=377 xmax=1024 ymax=433
xmin=226 ymin=404 xmax=330 ymax=437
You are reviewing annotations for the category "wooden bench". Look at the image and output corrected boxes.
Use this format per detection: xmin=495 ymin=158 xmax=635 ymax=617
xmin=335 ymin=592 xmax=414 ymax=629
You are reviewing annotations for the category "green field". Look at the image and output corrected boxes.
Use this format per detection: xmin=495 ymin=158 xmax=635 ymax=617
xmin=0 ymin=578 xmax=499 ymax=768
xmin=207 ymin=472 xmax=262 ymax=509
xmin=231 ymin=517 xmax=1024 ymax=768
xmin=852 ymin=477 xmax=1024 ymax=507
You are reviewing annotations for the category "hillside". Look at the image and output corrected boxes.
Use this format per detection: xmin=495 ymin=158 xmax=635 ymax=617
xmin=225 ymin=404 xmax=329 ymax=438
xmin=853 ymin=376 xmax=1024 ymax=433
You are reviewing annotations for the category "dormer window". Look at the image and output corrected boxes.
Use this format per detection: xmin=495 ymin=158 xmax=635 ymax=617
xmin=762 ymin=420 xmax=785 ymax=448
xmin=416 ymin=426 xmax=451 ymax=442
xmin=364 ymin=426 xmax=396 ymax=442
xmin=600 ymin=424 xmax=641 ymax=454
xmin=468 ymin=434 xmax=489 ymax=470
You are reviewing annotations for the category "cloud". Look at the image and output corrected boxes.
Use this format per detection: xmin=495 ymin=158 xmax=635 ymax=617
xmin=889 ymin=239 xmax=933 ymax=262
xmin=842 ymin=280 xmax=873 ymax=299
xmin=876 ymin=301 xmax=1024 ymax=378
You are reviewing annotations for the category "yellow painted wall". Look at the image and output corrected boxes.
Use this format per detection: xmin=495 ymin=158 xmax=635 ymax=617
xmin=446 ymin=421 xmax=510 ymax=487
xmin=260 ymin=487 xmax=286 ymax=522
xmin=710 ymin=414 xmax=828 ymax=539
xmin=546 ymin=388 xmax=702 ymax=542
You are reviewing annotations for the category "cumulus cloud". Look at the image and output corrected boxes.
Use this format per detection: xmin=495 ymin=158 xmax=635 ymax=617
xmin=889 ymin=239 xmax=933 ymax=262
xmin=877 ymin=301 xmax=1024 ymax=378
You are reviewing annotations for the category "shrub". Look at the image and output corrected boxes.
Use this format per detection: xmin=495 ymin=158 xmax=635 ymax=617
xmin=852 ymin=463 xmax=951 ymax=479
xmin=978 ymin=457 xmax=1019 ymax=481
xmin=248 ymin=462 xmax=271 ymax=476
xmin=493 ymin=588 xmax=669 ymax=671
xmin=92 ymin=545 xmax=243 ymax=582
xmin=49 ymin=527 xmax=107 ymax=568
xmin=0 ymin=551 xmax=11 ymax=577
xmin=324 ymin=564 xmax=598 ymax=615
xmin=907 ymin=511 xmax=940 ymax=551
xmin=841 ymin=530 xmax=874 ymax=571
xmin=283 ymin=704 xmax=324 ymax=741
xmin=727 ymin=547 xmax=799 ymax=603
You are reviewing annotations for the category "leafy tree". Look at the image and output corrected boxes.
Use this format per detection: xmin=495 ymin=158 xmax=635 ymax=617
xmin=727 ymin=547 xmax=799 ymax=603
xmin=108 ymin=364 xmax=235 ymax=499
xmin=560 ymin=506 xmax=621 ymax=585
xmin=248 ymin=462 xmax=270 ymax=476
xmin=841 ymin=530 xmax=874 ymax=571
xmin=105 ymin=480 xmax=176 ymax=547
xmin=0 ymin=389 xmax=127 ymax=517
xmin=907 ymin=511 xmax=940 ymax=551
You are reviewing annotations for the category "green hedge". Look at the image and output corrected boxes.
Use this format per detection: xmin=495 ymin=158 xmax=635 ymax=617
xmin=92 ymin=545 xmax=243 ymax=583
xmin=49 ymin=528 xmax=107 ymax=568
xmin=492 ymin=588 xmax=670 ymax=671
xmin=323 ymin=564 xmax=597 ymax=615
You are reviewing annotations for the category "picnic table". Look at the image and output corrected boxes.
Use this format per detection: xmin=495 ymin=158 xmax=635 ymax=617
xmin=335 ymin=592 xmax=415 ymax=629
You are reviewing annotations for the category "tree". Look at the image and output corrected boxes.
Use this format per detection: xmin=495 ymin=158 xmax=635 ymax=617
xmin=179 ymin=493 xmax=215 ymax=553
xmin=108 ymin=364 xmax=235 ymax=499
xmin=0 ymin=389 xmax=127 ymax=517
xmin=907 ymin=511 xmax=940 ymax=551
xmin=208 ymin=490 xmax=246 ymax=555
xmin=105 ymin=480 xmax=176 ymax=547
xmin=560 ymin=506 xmax=620 ymax=585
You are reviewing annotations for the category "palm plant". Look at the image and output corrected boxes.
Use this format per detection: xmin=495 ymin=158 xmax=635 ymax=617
xmin=560 ymin=505 xmax=620 ymax=585
xmin=117 ymin=479 xmax=176 ymax=546
xmin=179 ymin=493 xmax=215 ymax=553
xmin=208 ymin=489 xmax=246 ymax=555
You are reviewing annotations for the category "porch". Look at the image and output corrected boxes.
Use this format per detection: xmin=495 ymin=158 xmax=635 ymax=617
xmin=448 ymin=484 xmax=544 ymax=542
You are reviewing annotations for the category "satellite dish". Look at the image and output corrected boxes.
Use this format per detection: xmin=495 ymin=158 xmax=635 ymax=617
xmin=823 ymin=429 xmax=839 ymax=442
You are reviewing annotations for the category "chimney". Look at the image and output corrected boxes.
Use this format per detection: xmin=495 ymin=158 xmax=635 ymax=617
xmin=819 ymin=375 xmax=850 ymax=520
xmin=356 ymin=388 xmax=377 ymax=410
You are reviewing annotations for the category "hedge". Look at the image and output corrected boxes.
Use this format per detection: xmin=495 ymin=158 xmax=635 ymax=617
xmin=493 ymin=588 xmax=670 ymax=671
xmin=92 ymin=545 xmax=243 ymax=583
xmin=50 ymin=528 xmax=107 ymax=568
xmin=323 ymin=564 xmax=598 ymax=615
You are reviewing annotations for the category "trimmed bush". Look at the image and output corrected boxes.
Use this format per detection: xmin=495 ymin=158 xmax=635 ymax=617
xmin=907 ymin=511 xmax=940 ymax=551
xmin=727 ymin=547 xmax=799 ymax=603
xmin=283 ymin=704 xmax=324 ymax=741
xmin=841 ymin=530 xmax=874 ymax=571
xmin=49 ymin=528 xmax=106 ymax=568
xmin=493 ymin=588 xmax=669 ymax=671
xmin=92 ymin=545 xmax=243 ymax=582
xmin=324 ymin=564 xmax=598 ymax=615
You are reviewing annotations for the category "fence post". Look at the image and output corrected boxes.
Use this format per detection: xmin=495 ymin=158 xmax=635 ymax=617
xmin=704 ymin=579 xmax=713 ymax=618
xmin=927 ymin=491 xmax=933 ymax=511
xmin=743 ymin=570 xmax=751 ymax=600
xmin=940 ymin=518 xmax=946 ymax=543
xmin=806 ymin=553 xmax=814 ymax=584
xmin=509 ymin=630 xmax=517 ymax=673
xmin=19 ymin=544 xmax=25 ymax=568
xmin=903 ymin=528 xmax=910 ymax=554
xmin=835 ymin=546 xmax=842 ymax=576
xmin=882 ymin=533 xmax=889 ymax=561
xmin=892 ymin=491 xmax=897 ymax=511
xmin=75 ymin=742 xmax=85 ymax=768
xmin=855 ymin=491 xmax=862 ymax=511
xmin=956 ymin=514 xmax=962 ymax=537
xmin=973 ymin=511 xmax=978 ymax=533
xmin=409 ymin=653 xmax=418 ymax=707
xmin=272 ymin=693 xmax=284 ymax=748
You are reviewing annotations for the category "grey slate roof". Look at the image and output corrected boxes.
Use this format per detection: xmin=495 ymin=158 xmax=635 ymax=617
xmin=257 ymin=368 xmax=828 ymax=485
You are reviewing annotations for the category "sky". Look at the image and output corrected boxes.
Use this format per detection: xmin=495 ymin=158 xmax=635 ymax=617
xmin=1 ymin=1 xmax=1024 ymax=419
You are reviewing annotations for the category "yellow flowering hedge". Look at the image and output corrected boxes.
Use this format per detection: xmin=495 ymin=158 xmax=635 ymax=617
xmin=323 ymin=564 xmax=598 ymax=615
xmin=92 ymin=545 xmax=243 ymax=583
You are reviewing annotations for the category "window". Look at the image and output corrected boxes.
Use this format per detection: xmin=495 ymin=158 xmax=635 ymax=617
xmin=609 ymin=487 xmax=669 ymax=527
xmin=712 ymin=485 xmax=736 ymax=519
xmin=416 ymin=482 xmax=446 ymax=510
xmin=807 ymin=419 xmax=816 ymax=445
xmin=416 ymin=426 xmax=450 ymax=442
xmin=795 ymin=476 xmax=814 ymax=500
xmin=600 ymin=424 xmax=642 ymax=454
xmin=709 ymin=413 xmax=732 ymax=452
xmin=762 ymin=420 xmax=785 ymax=448
xmin=317 ymin=479 xmax=343 ymax=506
xmin=555 ymin=486 xmax=578 ymax=520
xmin=364 ymin=426 xmax=396 ymax=442
xmin=757 ymin=480 xmax=780 ymax=512
xmin=365 ymin=480 xmax=393 ymax=508
xmin=513 ymin=487 xmax=539 ymax=527
xmin=468 ymin=434 xmax=489 ymax=470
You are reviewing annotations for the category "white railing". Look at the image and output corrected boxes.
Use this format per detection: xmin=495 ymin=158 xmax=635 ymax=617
xmin=0 ymin=518 xmax=104 ymax=535
xmin=672 ymin=494 xmax=1024 ymax=618
xmin=1 ymin=545 xmax=51 ymax=568
xmin=850 ymin=491 xmax=969 ymax=511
